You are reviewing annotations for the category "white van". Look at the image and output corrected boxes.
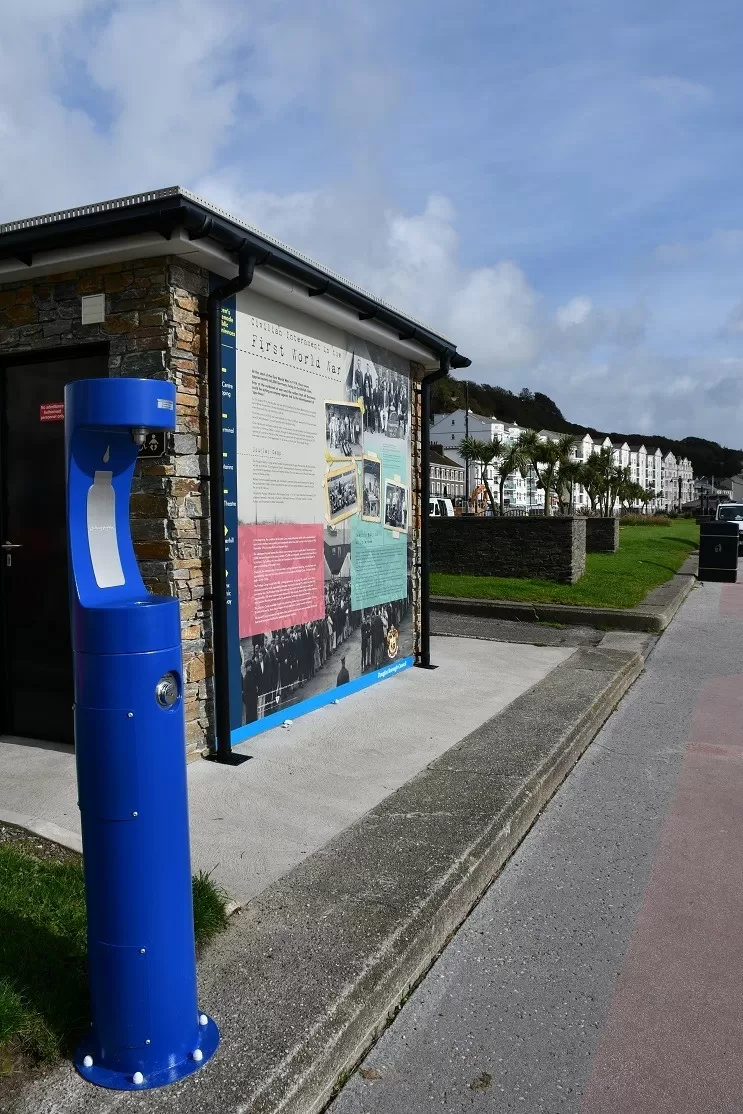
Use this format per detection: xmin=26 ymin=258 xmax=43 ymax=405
xmin=429 ymin=497 xmax=455 ymax=517
xmin=716 ymin=502 xmax=743 ymax=550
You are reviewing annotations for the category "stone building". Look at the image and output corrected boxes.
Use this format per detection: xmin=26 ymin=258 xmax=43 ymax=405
xmin=429 ymin=444 xmax=465 ymax=503
xmin=0 ymin=188 xmax=468 ymax=757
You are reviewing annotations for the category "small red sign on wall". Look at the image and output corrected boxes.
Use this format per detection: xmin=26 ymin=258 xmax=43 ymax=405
xmin=40 ymin=402 xmax=65 ymax=423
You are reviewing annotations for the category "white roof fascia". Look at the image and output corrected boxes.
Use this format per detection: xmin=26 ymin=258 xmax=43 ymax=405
xmin=0 ymin=229 xmax=194 ymax=282
xmin=0 ymin=225 xmax=441 ymax=369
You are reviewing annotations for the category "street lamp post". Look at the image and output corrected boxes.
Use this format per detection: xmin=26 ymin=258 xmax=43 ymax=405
xmin=464 ymin=381 xmax=470 ymax=513
xmin=452 ymin=382 xmax=471 ymax=513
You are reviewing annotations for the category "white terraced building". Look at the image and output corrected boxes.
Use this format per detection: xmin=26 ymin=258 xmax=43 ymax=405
xmin=429 ymin=410 xmax=695 ymax=513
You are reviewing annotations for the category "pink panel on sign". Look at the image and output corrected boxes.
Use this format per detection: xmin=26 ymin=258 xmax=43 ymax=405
xmin=238 ymin=524 xmax=325 ymax=638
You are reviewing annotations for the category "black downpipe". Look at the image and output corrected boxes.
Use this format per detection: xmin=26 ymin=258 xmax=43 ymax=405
xmin=418 ymin=352 xmax=451 ymax=669
xmin=206 ymin=254 xmax=259 ymax=763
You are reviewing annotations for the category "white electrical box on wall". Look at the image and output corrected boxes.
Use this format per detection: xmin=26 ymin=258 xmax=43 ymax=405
xmin=81 ymin=293 xmax=106 ymax=325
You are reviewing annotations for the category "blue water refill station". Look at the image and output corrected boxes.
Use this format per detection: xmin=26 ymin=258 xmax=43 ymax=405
xmin=65 ymin=378 xmax=219 ymax=1090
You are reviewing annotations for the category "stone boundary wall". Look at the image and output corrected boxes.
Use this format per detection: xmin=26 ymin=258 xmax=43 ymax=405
xmin=430 ymin=516 xmax=587 ymax=584
xmin=0 ymin=256 xmax=213 ymax=758
xmin=585 ymin=516 xmax=619 ymax=553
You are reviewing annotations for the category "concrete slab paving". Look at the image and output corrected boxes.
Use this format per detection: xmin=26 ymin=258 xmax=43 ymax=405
xmin=0 ymin=636 xmax=573 ymax=903
xmin=0 ymin=736 xmax=79 ymax=834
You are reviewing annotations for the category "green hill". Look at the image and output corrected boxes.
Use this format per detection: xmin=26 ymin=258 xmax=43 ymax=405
xmin=432 ymin=377 xmax=743 ymax=480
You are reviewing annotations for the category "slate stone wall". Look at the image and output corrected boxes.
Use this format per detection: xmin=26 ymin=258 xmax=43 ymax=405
xmin=585 ymin=516 xmax=619 ymax=553
xmin=430 ymin=516 xmax=587 ymax=584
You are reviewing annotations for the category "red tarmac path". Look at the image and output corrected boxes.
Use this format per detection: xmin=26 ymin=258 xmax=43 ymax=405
xmin=583 ymin=580 xmax=743 ymax=1113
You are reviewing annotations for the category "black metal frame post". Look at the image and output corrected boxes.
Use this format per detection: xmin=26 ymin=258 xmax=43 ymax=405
xmin=418 ymin=353 xmax=451 ymax=670
xmin=206 ymin=253 xmax=262 ymax=764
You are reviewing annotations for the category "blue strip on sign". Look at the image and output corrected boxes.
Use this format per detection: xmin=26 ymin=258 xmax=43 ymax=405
xmin=230 ymin=656 xmax=414 ymax=746
xmin=219 ymin=295 xmax=242 ymax=732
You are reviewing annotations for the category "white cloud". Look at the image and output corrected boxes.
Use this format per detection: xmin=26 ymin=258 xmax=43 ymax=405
xmin=641 ymin=76 xmax=712 ymax=105
xmin=722 ymin=301 xmax=743 ymax=336
xmin=652 ymin=228 xmax=743 ymax=268
xmin=652 ymin=242 xmax=692 ymax=266
xmin=0 ymin=0 xmax=397 ymax=222
xmin=556 ymin=296 xmax=593 ymax=330
xmin=0 ymin=1 xmax=741 ymax=449
xmin=195 ymin=178 xmax=542 ymax=370
xmin=527 ymin=351 xmax=743 ymax=444
xmin=0 ymin=1 xmax=248 ymax=219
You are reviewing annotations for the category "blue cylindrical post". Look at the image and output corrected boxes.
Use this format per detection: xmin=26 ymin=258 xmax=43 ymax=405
xmin=66 ymin=378 xmax=219 ymax=1090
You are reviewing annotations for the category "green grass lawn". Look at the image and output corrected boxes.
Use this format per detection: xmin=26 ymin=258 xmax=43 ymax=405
xmin=431 ymin=521 xmax=699 ymax=610
xmin=0 ymin=837 xmax=229 ymax=1076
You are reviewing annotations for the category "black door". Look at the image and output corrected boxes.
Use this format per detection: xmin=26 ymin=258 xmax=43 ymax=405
xmin=0 ymin=350 xmax=108 ymax=743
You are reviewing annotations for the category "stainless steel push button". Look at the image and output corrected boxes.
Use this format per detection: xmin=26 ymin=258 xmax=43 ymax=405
xmin=155 ymin=672 xmax=179 ymax=708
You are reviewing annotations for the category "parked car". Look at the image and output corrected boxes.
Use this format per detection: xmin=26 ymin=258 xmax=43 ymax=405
xmin=716 ymin=502 xmax=743 ymax=551
xmin=429 ymin=497 xmax=455 ymax=517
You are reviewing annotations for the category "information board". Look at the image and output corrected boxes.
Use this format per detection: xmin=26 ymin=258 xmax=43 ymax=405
xmin=222 ymin=289 xmax=415 ymax=744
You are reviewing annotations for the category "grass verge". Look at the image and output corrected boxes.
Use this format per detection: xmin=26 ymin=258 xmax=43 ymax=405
xmin=431 ymin=521 xmax=699 ymax=609
xmin=0 ymin=834 xmax=229 ymax=1078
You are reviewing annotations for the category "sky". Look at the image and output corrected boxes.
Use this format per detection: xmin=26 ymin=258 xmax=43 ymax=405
xmin=1 ymin=0 xmax=742 ymax=445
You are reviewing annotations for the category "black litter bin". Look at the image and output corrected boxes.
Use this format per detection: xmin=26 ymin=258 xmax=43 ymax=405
xmin=699 ymin=521 xmax=739 ymax=582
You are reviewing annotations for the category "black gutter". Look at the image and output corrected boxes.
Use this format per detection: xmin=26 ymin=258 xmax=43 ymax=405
xmin=418 ymin=352 xmax=454 ymax=669
xmin=0 ymin=192 xmax=469 ymax=370
xmin=177 ymin=197 xmax=470 ymax=369
xmin=205 ymin=252 xmax=263 ymax=764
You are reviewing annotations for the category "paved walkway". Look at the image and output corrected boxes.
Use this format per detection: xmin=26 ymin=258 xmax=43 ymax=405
xmin=0 ymin=636 xmax=572 ymax=903
xmin=333 ymin=578 xmax=743 ymax=1113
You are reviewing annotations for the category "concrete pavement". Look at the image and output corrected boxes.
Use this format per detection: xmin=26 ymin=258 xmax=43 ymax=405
xmin=332 ymin=577 xmax=743 ymax=1114
xmin=0 ymin=636 xmax=573 ymax=903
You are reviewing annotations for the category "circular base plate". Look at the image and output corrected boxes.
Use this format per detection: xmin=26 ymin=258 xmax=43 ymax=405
xmin=74 ymin=1016 xmax=219 ymax=1090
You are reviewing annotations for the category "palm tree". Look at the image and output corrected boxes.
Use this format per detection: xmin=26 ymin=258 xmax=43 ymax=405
xmin=518 ymin=432 xmax=576 ymax=516
xmin=497 ymin=442 xmax=530 ymax=516
xmin=579 ymin=447 xmax=616 ymax=515
xmin=459 ymin=436 xmax=504 ymax=517
xmin=536 ymin=441 xmax=566 ymax=516
xmin=550 ymin=434 xmax=580 ymax=514
xmin=605 ymin=464 xmax=631 ymax=515
xmin=516 ymin=429 xmax=543 ymax=473
xmin=556 ymin=459 xmax=584 ymax=514
xmin=617 ymin=477 xmax=646 ymax=512
xmin=578 ymin=453 xmax=606 ymax=514
xmin=516 ymin=430 xmax=546 ymax=513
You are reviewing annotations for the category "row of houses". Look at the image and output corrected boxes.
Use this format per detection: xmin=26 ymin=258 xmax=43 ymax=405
xmin=429 ymin=409 xmax=695 ymax=513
